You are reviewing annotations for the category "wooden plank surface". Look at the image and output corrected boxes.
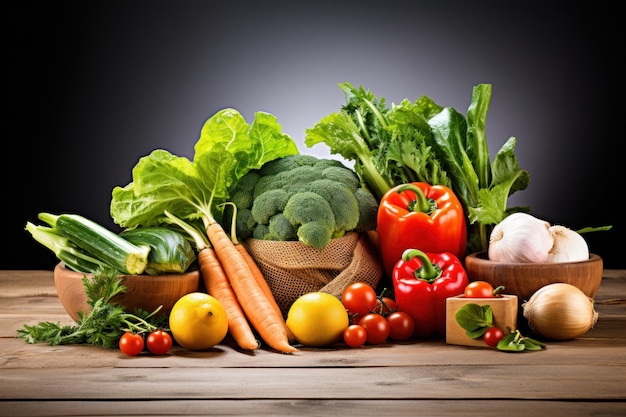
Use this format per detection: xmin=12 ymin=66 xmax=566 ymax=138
xmin=1 ymin=270 xmax=625 ymax=416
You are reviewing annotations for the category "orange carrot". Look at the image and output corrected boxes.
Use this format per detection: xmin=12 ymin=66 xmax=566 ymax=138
xmin=197 ymin=248 xmax=260 ymax=351
xmin=235 ymin=243 xmax=295 ymax=342
xmin=206 ymin=221 xmax=297 ymax=353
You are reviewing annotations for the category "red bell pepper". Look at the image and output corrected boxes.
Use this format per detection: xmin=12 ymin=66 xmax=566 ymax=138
xmin=392 ymin=248 xmax=469 ymax=337
xmin=377 ymin=182 xmax=467 ymax=277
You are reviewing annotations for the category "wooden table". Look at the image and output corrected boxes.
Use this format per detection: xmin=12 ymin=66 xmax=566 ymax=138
xmin=1 ymin=270 xmax=625 ymax=417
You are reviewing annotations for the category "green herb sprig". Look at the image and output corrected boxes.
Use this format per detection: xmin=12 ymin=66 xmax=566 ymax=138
xmin=17 ymin=268 xmax=166 ymax=349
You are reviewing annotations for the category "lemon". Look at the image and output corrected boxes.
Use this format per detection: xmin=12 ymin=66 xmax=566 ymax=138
xmin=169 ymin=292 xmax=228 ymax=350
xmin=286 ymin=292 xmax=349 ymax=347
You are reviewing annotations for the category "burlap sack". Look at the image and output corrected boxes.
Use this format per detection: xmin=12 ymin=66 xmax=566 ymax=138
xmin=244 ymin=232 xmax=383 ymax=317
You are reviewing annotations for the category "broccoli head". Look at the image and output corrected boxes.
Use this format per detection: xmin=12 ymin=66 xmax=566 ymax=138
xmin=282 ymin=191 xmax=335 ymax=249
xmin=354 ymin=187 xmax=379 ymax=231
xmin=267 ymin=213 xmax=297 ymax=241
xmin=225 ymin=154 xmax=379 ymax=249
xmin=303 ymin=179 xmax=359 ymax=238
xmin=250 ymin=188 xmax=291 ymax=224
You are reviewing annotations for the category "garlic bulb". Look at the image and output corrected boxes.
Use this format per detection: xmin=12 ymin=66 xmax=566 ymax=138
xmin=545 ymin=225 xmax=589 ymax=263
xmin=488 ymin=212 xmax=554 ymax=263
xmin=522 ymin=283 xmax=598 ymax=340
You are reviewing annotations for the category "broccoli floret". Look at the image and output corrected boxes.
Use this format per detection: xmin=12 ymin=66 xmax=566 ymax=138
xmin=354 ymin=187 xmax=379 ymax=231
xmin=225 ymin=154 xmax=378 ymax=249
xmin=257 ymin=154 xmax=319 ymax=176
xmin=266 ymin=213 xmax=297 ymax=241
xmin=251 ymin=188 xmax=291 ymax=224
xmin=313 ymin=158 xmax=345 ymax=169
xmin=304 ymin=179 xmax=359 ymax=238
xmin=283 ymin=191 xmax=335 ymax=249
xmin=229 ymin=171 xmax=260 ymax=210
xmin=235 ymin=208 xmax=257 ymax=240
xmin=320 ymin=166 xmax=360 ymax=191
xmin=253 ymin=223 xmax=270 ymax=240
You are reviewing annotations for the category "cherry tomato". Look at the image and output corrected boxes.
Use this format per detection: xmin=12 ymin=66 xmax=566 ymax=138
xmin=375 ymin=296 xmax=397 ymax=315
xmin=119 ymin=332 xmax=144 ymax=356
xmin=146 ymin=330 xmax=173 ymax=355
xmin=386 ymin=311 xmax=415 ymax=341
xmin=464 ymin=281 xmax=495 ymax=298
xmin=358 ymin=313 xmax=390 ymax=345
xmin=343 ymin=324 xmax=367 ymax=348
xmin=484 ymin=326 xmax=505 ymax=347
xmin=342 ymin=282 xmax=378 ymax=317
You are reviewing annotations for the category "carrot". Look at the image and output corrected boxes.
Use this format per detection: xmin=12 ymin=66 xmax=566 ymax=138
xmin=197 ymin=248 xmax=260 ymax=351
xmin=235 ymin=243 xmax=295 ymax=342
xmin=206 ymin=221 xmax=298 ymax=353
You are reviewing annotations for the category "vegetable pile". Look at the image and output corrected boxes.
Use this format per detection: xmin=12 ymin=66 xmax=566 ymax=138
xmin=20 ymin=81 xmax=610 ymax=355
xmin=305 ymin=82 xmax=530 ymax=255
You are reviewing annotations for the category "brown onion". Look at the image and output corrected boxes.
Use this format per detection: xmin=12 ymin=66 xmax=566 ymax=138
xmin=522 ymin=283 xmax=598 ymax=340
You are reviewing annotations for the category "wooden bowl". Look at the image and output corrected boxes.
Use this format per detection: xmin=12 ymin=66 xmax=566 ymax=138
xmin=54 ymin=262 xmax=200 ymax=322
xmin=463 ymin=252 xmax=603 ymax=302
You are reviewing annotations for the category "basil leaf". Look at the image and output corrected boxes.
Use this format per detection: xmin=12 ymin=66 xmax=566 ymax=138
xmin=455 ymin=303 xmax=493 ymax=337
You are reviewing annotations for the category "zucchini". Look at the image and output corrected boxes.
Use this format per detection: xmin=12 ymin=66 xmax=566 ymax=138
xmin=38 ymin=213 xmax=150 ymax=275
xmin=25 ymin=222 xmax=112 ymax=274
xmin=120 ymin=227 xmax=196 ymax=275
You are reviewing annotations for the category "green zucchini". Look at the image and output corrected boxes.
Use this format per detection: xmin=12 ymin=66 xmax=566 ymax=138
xmin=38 ymin=212 xmax=150 ymax=275
xmin=120 ymin=227 xmax=196 ymax=275
xmin=25 ymin=222 xmax=112 ymax=274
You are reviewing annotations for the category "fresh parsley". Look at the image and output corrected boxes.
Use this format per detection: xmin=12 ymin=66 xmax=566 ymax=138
xmin=17 ymin=268 xmax=166 ymax=349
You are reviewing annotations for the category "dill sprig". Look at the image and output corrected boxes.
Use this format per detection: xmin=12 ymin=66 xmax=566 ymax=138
xmin=17 ymin=268 xmax=167 ymax=349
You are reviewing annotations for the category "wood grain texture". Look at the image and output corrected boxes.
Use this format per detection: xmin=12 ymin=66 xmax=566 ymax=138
xmin=1 ymin=269 xmax=625 ymax=416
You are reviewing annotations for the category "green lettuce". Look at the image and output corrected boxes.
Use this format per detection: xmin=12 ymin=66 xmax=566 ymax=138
xmin=110 ymin=108 xmax=299 ymax=233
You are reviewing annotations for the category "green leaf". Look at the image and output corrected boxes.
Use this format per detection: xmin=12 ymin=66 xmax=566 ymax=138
xmin=466 ymin=83 xmax=492 ymax=189
xmin=428 ymin=107 xmax=479 ymax=209
xmin=111 ymin=109 xmax=298 ymax=231
xmin=455 ymin=303 xmax=494 ymax=338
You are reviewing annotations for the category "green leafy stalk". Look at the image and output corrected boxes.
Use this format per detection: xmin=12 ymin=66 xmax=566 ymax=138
xmin=305 ymin=83 xmax=530 ymax=254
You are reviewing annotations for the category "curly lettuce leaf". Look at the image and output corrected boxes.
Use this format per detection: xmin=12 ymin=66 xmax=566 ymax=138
xmin=111 ymin=109 xmax=299 ymax=230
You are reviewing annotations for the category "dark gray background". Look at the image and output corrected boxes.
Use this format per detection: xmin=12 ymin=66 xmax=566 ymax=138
xmin=7 ymin=1 xmax=621 ymax=269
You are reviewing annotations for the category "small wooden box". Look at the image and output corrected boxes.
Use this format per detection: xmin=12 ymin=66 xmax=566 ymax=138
xmin=446 ymin=294 xmax=518 ymax=347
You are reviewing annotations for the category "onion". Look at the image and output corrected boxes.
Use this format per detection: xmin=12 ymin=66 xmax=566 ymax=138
xmin=545 ymin=225 xmax=589 ymax=263
xmin=522 ymin=283 xmax=598 ymax=340
xmin=488 ymin=212 xmax=554 ymax=263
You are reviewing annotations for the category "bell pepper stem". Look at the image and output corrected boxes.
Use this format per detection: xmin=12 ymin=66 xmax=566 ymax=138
xmin=396 ymin=183 xmax=435 ymax=214
xmin=401 ymin=248 xmax=442 ymax=283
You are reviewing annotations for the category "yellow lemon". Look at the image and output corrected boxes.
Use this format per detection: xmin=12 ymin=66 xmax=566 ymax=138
xmin=286 ymin=292 xmax=349 ymax=347
xmin=169 ymin=292 xmax=228 ymax=350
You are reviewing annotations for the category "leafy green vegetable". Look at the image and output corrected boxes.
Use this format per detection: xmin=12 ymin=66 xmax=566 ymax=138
xmin=497 ymin=330 xmax=546 ymax=352
xmin=304 ymin=82 xmax=530 ymax=253
xmin=110 ymin=108 xmax=299 ymax=237
xmin=455 ymin=302 xmax=547 ymax=352
xmin=17 ymin=268 xmax=165 ymax=348
xmin=455 ymin=303 xmax=494 ymax=339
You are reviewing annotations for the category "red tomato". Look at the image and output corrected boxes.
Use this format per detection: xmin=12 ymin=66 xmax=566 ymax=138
xmin=343 ymin=324 xmax=367 ymax=348
xmin=464 ymin=281 xmax=495 ymax=298
xmin=375 ymin=296 xmax=397 ymax=315
xmin=146 ymin=330 xmax=173 ymax=355
xmin=342 ymin=282 xmax=378 ymax=316
xmin=358 ymin=313 xmax=390 ymax=345
xmin=386 ymin=311 xmax=415 ymax=341
xmin=484 ymin=327 xmax=505 ymax=347
xmin=119 ymin=332 xmax=144 ymax=356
